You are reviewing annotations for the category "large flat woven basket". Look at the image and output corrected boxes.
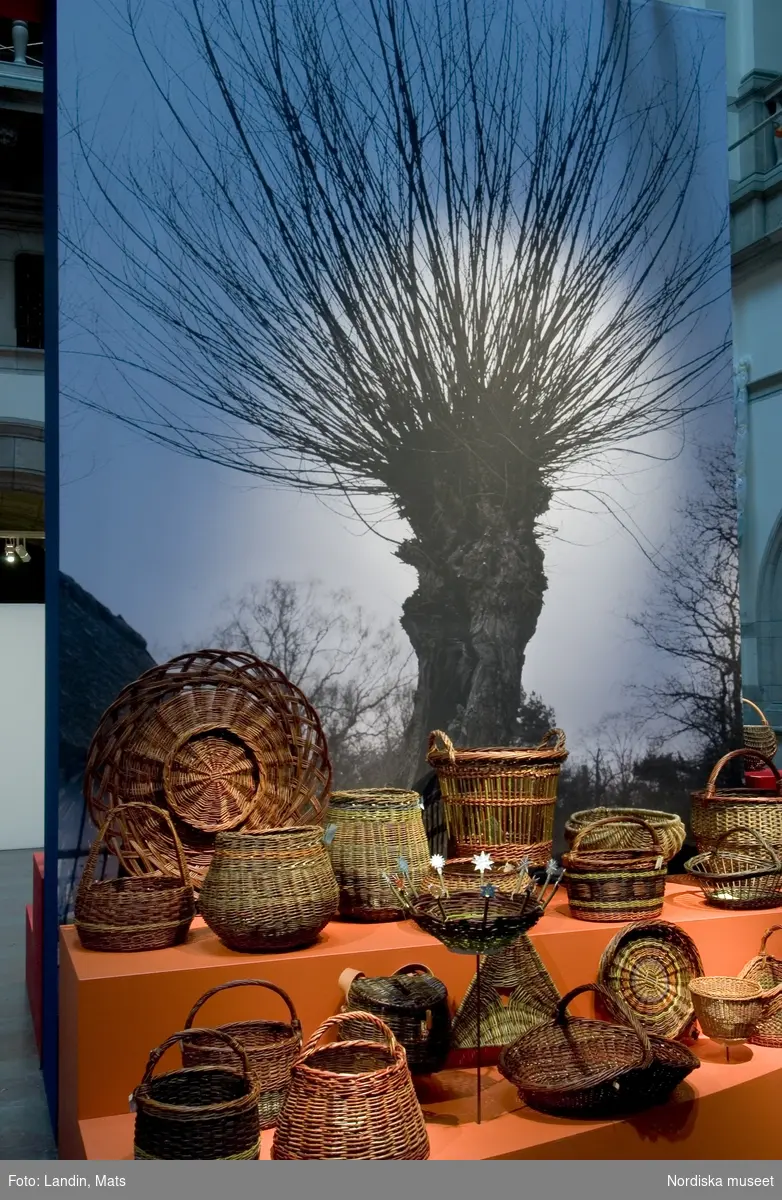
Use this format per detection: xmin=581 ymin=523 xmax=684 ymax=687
xmin=690 ymin=749 xmax=782 ymax=855
xmin=597 ymin=919 xmax=702 ymax=1041
xmin=426 ymin=729 xmax=568 ymax=866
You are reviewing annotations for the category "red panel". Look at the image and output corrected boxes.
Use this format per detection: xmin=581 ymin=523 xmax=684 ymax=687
xmin=0 ymin=3 xmax=44 ymax=20
xmin=25 ymin=904 xmax=42 ymax=1059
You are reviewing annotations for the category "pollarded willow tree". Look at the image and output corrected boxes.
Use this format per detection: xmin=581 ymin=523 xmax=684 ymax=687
xmin=67 ymin=0 xmax=731 ymax=777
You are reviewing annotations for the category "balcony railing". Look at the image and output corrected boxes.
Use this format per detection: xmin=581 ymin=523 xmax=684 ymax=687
xmin=0 ymin=20 xmax=42 ymax=93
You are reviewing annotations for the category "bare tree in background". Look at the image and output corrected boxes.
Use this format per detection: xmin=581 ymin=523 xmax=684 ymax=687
xmin=66 ymin=0 xmax=730 ymax=776
xmin=209 ymin=579 xmax=415 ymax=785
xmin=629 ymin=442 xmax=742 ymax=761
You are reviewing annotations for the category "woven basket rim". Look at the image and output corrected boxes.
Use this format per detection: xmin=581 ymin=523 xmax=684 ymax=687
xmin=498 ymin=1016 xmax=646 ymax=1094
xmin=565 ymin=807 xmax=685 ymax=828
xmin=684 ymin=851 xmax=782 ymax=883
xmin=689 ymin=976 xmax=762 ymax=1000
xmin=136 ymin=1065 xmax=258 ymax=1115
xmin=693 ymin=788 xmax=782 ymax=804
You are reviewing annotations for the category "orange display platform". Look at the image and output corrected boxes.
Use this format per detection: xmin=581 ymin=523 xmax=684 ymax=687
xmin=59 ymin=883 xmax=782 ymax=1160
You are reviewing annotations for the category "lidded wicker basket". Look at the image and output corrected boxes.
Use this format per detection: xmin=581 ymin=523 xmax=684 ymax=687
xmin=426 ymin=729 xmax=567 ymax=866
xmin=564 ymin=808 xmax=685 ymax=864
xmin=84 ymin=650 xmax=332 ymax=889
xmin=562 ymin=816 xmax=667 ymax=923
xmin=74 ymin=802 xmax=195 ymax=953
xmin=325 ymin=789 xmax=430 ymax=921
xmin=181 ymin=980 xmax=302 ymax=1129
xmin=339 ymin=963 xmax=450 ymax=1075
xmin=199 ymin=826 xmax=339 ymax=952
xmin=690 ymin=749 xmax=782 ymax=854
xmin=739 ymin=926 xmax=782 ymax=1048
xmin=684 ymin=827 xmax=782 ymax=910
xmin=132 ymin=1029 xmax=261 ymax=1160
xmin=742 ymin=697 xmax=779 ymax=769
xmin=272 ymin=1013 xmax=430 ymax=1160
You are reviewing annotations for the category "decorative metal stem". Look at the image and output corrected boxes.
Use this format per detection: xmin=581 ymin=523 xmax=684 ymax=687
xmin=475 ymin=951 xmax=482 ymax=1126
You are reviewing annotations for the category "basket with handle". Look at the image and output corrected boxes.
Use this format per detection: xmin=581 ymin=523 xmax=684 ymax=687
xmin=684 ymin=827 xmax=782 ymax=910
xmin=339 ymin=963 xmax=450 ymax=1075
xmin=688 ymin=976 xmax=774 ymax=1047
xmin=132 ymin=1029 xmax=261 ymax=1160
xmin=426 ymin=729 xmax=568 ymax=866
xmin=562 ymin=816 xmax=667 ymax=922
xmin=564 ymin=808 xmax=686 ymax=864
xmin=74 ymin=801 xmax=195 ymax=953
xmin=690 ymin=749 xmax=782 ymax=853
xmin=272 ymin=1012 xmax=430 ymax=1160
xmin=739 ymin=926 xmax=782 ymax=1048
xmin=497 ymin=982 xmax=699 ymax=1119
xmin=181 ymin=979 xmax=302 ymax=1129
xmin=742 ymin=697 xmax=778 ymax=769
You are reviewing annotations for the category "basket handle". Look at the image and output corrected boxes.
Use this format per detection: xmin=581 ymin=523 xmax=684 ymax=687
xmin=298 ymin=1012 xmax=398 ymax=1062
xmin=137 ymin=1028 xmax=253 ymax=1090
xmin=569 ymin=815 xmax=663 ymax=856
xmin=394 ymin=963 xmax=434 ymax=978
xmin=742 ymin=697 xmax=771 ymax=726
xmin=538 ymin=728 xmax=567 ymax=752
xmin=764 ymin=985 xmax=782 ymax=1020
xmin=427 ymin=730 xmax=456 ymax=762
xmin=704 ymin=749 xmax=781 ymax=796
xmin=713 ymin=826 xmax=782 ymax=866
xmin=183 ymin=979 xmax=300 ymax=1033
xmin=555 ymin=983 xmax=654 ymax=1067
xmin=82 ymin=801 xmax=191 ymax=888
xmin=760 ymin=926 xmax=782 ymax=957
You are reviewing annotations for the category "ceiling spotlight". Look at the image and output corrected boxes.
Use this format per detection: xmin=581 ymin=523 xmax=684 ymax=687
xmin=15 ymin=539 xmax=30 ymax=563
xmin=4 ymin=540 xmax=16 ymax=563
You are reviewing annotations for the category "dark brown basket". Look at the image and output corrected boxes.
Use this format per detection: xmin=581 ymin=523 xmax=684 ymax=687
xmin=74 ymin=802 xmax=195 ymax=953
xmin=198 ymin=826 xmax=339 ymax=952
xmin=84 ymin=650 xmax=332 ymax=889
xmin=340 ymin=964 xmax=450 ymax=1075
xmin=691 ymin=749 xmax=782 ymax=854
xmin=426 ymin=729 xmax=568 ymax=865
xmin=410 ymin=889 xmax=545 ymax=955
xmin=498 ymin=983 xmax=699 ymax=1118
xmin=684 ymin=827 xmax=782 ymax=910
xmin=132 ymin=1029 xmax=261 ymax=1160
xmin=325 ymin=790 xmax=430 ymax=921
xmin=564 ymin=808 xmax=686 ymax=864
xmin=562 ymin=816 xmax=667 ymax=922
xmin=272 ymin=1013 xmax=430 ymax=1160
xmin=182 ymin=980 xmax=302 ymax=1129
xmin=739 ymin=926 xmax=782 ymax=1047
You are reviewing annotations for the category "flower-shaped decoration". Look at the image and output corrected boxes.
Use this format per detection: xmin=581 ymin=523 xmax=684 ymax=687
xmin=544 ymin=857 xmax=558 ymax=876
xmin=471 ymin=852 xmax=494 ymax=877
xmin=480 ymin=882 xmax=496 ymax=900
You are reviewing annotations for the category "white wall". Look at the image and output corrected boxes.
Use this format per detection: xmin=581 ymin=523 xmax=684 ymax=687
xmin=0 ymin=604 xmax=45 ymax=849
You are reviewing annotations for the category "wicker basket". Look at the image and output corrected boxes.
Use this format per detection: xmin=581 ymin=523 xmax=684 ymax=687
xmin=421 ymin=856 xmax=531 ymax=897
xmin=688 ymin=976 xmax=766 ymax=1045
xmin=562 ymin=816 xmax=667 ymax=923
xmin=339 ymin=963 xmax=450 ymax=1074
xmin=739 ymin=927 xmax=782 ymax=1047
xmin=684 ymin=827 xmax=782 ymax=910
xmin=199 ymin=826 xmax=339 ymax=952
xmin=84 ymin=650 xmax=332 ymax=889
xmin=409 ymin=889 xmax=545 ymax=955
xmin=498 ymin=982 xmax=699 ymax=1119
xmin=742 ymin=697 xmax=778 ymax=769
xmin=426 ymin=729 xmax=568 ymax=865
xmin=74 ymin=802 xmax=195 ymax=953
xmin=690 ymin=749 xmax=782 ymax=854
xmin=597 ymin=920 xmax=702 ymax=1041
xmin=272 ymin=1013 xmax=430 ymax=1160
xmin=325 ymin=789 xmax=430 ymax=921
xmin=564 ymin=808 xmax=685 ymax=864
xmin=132 ymin=1029 xmax=261 ymax=1160
xmin=181 ymin=980 xmax=302 ymax=1129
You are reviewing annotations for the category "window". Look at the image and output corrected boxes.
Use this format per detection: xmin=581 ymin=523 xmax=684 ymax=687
xmin=15 ymin=253 xmax=44 ymax=349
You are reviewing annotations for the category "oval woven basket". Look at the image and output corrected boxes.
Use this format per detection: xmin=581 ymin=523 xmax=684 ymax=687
xmin=742 ymin=697 xmax=778 ymax=769
xmin=564 ymin=808 xmax=685 ymax=864
xmin=409 ymin=889 xmax=545 ymax=955
xmin=325 ymin=789 xmax=430 ymax=921
xmin=597 ymin=919 xmax=703 ymax=1041
xmin=562 ymin=816 xmax=667 ymax=923
xmin=684 ymin=827 xmax=782 ymax=910
xmin=739 ymin=927 xmax=782 ymax=1047
xmin=199 ymin=826 xmax=339 ymax=952
xmin=84 ymin=650 xmax=331 ymax=889
xmin=272 ymin=1013 xmax=430 ymax=1160
xmin=132 ymin=1029 xmax=261 ymax=1160
xmin=421 ymin=856 xmax=531 ymax=897
xmin=426 ymin=729 xmax=568 ymax=866
xmin=74 ymin=802 xmax=195 ymax=953
xmin=181 ymin=980 xmax=302 ymax=1129
xmin=340 ymin=963 xmax=450 ymax=1075
xmin=498 ymin=982 xmax=699 ymax=1119
xmin=688 ymin=976 xmax=767 ymax=1046
xmin=690 ymin=749 xmax=782 ymax=854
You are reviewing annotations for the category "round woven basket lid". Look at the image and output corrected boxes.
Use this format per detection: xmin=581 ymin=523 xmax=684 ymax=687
xmin=597 ymin=919 xmax=703 ymax=1039
xmin=349 ymin=972 xmax=447 ymax=1011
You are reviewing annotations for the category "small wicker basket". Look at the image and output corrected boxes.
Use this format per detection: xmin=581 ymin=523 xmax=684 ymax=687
xmin=742 ymin=697 xmax=778 ymax=769
xmin=688 ymin=976 xmax=766 ymax=1046
xmin=74 ymin=802 xmax=195 ymax=953
xmin=181 ymin=980 xmax=302 ymax=1129
xmin=684 ymin=827 xmax=782 ymax=910
xmin=564 ymin=808 xmax=685 ymax=864
xmin=132 ymin=1029 xmax=261 ymax=1160
xmin=739 ymin=926 xmax=782 ymax=1048
xmin=339 ymin=964 xmax=450 ymax=1075
xmin=562 ymin=816 xmax=667 ymax=923
xmin=426 ymin=729 xmax=568 ymax=865
xmin=690 ymin=749 xmax=782 ymax=854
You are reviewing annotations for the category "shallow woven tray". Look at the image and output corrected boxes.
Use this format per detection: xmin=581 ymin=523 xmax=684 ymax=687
xmin=684 ymin=827 xmax=782 ymax=910
xmin=597 ymin=919 xmax=703 ymax=1040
